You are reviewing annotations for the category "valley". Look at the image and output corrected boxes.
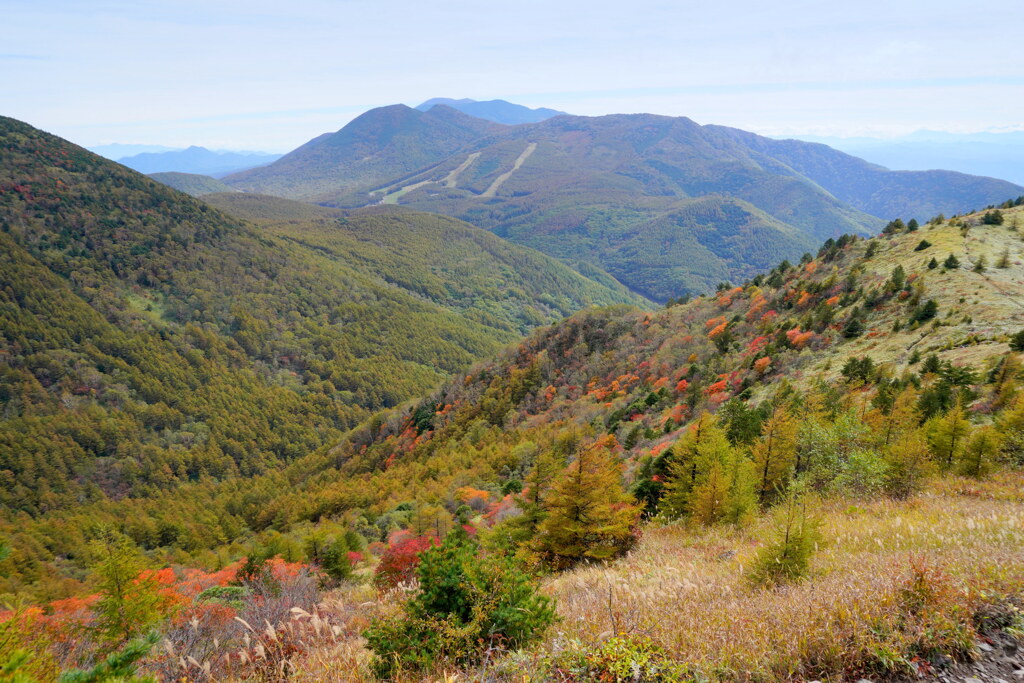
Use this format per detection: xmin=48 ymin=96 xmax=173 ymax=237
xmin=2 ymin=108 xmax=1024 ymax=683
xmin=221 ymin=106 xmax=1023 ymax=302
xmin=6 ymin=1 xmax=1024 ymax=680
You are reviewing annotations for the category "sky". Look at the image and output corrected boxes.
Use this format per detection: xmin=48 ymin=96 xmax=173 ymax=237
xmin=2 ymin=0 xmax=1022 ymax=152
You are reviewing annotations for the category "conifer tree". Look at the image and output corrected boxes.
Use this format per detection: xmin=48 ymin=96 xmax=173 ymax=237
xmin=795 ymin=389 xmax=830 ymax=474
xmin=990 ymin=353 xmax=1021 ymax=410
xmin=89 ymin=529 xmax=166 ymax=648
xmin=883 ymin=430 xmax=934 ymax=498
xmin=926 ymin=400 xmax=971 ymax=469
xmin=996 ymin=395 xmax=1024 ymax=465
xmin=958 ymin=425 xmax=1000 ymax=478
xmin=752 ymin=403 xmax=799 ymax=504
xmin=684 ymin=423 xmax=757 ymax=525
xmin=535 ymin=437 xmax=640 ymax=569
xmin=872 ymin=385 xmax=921 ymax=447
xmin=748 ymin=486 xmax=819 ymax=587
xmin=661 ymin=412 xmax=715 ymax=514
xmin=507 ymin=444 xmax=569 ymax=544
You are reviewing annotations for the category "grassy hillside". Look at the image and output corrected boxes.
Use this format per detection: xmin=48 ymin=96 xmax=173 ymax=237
xmin=148 ymin=171 xmax=237 ymax=196
xmin=0 ymin=116 xmax=639 ymax=557
xmin=297 ymin=205 xmax=1024 ymax=496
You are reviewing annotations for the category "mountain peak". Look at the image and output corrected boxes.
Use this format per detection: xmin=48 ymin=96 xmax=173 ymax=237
xmin=415 ymin=97 xmax=567 ymax=125
xmin=418 ymin=97 xmax=477 ymax=108
xmin=223 ymin=103 xmax=500 ymax=200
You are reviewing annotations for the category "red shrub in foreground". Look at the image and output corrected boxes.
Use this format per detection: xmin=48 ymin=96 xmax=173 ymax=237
xmin=374 ymin=535 xmax=439 ymax=589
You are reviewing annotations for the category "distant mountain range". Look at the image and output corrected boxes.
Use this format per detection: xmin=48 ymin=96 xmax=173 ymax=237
xmin=789 ymin=130 xmax=1024 ymax=186
xmin=88 ymin=143 xmax=179 ymax=158
xmin=222 ymin=102 xmax=1024 ymax=301
xmin=415 ymin=97 xmax=566 ymax=125
xmin=116 ymin=145 xmax=281 ymax=177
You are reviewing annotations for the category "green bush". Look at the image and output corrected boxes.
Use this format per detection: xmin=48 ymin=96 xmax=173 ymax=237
xmin=196 ymin=585 xmax=248 ymax=609
xmin=58 ymin=633 xmax=158 ymax=683
xmin=834 ymin=449 xmax=889 ymax=497
xmin=547 ymin=635 xmax=691 ymax=682
xmin=364 ymin=533 xmax=555 ymax=678
xmin=982 ymin=210 xmax=1004 ymax=225
xmin=748 ymin=489 xmax=820 ymax=587
xmin=910 ymin=299 xmax=938 ymax=324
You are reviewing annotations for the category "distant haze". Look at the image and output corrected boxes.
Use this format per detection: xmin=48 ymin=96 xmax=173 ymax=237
xmin=115 ymin=146 xmax=281 ymax=177
xmin=784 ymin=132 xmax=1024 ymax=186
xmin=2 ymin=0 xmax=1021 ymax=152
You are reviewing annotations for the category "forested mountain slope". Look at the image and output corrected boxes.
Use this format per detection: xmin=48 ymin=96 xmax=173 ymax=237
xmin=0 ymin=116 xmax=638 ymax=546
xmin=311 ymin=204 xmax=1024 ymax=505
xmin=203 ymin=192 xmax=642 ymax=334
xmin=714 ymin=126 xmax=1024 ymax=220
xmin=5 ymin=200 xmax=1021 ymax=604
xmin=224 ymin=105 xmax=1023 ymax=301
xmin=148 ymin=171 xmax=237 ymax=196
xmin=223 ymin=104 xmax=500 ymax=201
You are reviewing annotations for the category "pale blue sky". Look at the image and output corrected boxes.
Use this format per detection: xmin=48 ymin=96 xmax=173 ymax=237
xmin=2 ymin=0 xmax=1021 ymax=151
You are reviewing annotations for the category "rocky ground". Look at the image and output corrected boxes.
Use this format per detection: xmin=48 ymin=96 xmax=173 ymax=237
xmin=926 ymin=632 xmax=1023 ymax=683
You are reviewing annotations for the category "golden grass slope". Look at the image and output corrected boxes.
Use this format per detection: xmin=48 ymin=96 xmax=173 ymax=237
xmin=534 ymin=472 xmax=1024 ymax=681
xmin=263 ymin=472 xmax=1024 ymax=681
xmin=802 ymin=206 xmax=1024 ymax=383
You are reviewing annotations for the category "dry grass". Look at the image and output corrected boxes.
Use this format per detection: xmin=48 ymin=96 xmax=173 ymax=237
xmin=808 ymin=206 xmax=1024 ymax=380
xmin=198 ymin=473 xmax=1022 ymax=681
xmin=524 ymin=471 xmax=1024 ymax=681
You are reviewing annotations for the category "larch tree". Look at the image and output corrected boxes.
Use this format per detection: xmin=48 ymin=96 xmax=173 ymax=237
xmin=752 ymin=402 xmax=799 ymax=504
xmin=685 ymin=422 xmax=757 ymax=525
xmin=661 ymin=411 xmax=716 ymax=515
xmin=883 ymin=429 xmax=934 ymax=498
xmin=868 ymin=384 xmax=922 ymax=448
xmin=959 ymin=425 xmax=1000 ymax=478
xmin=534 ymin=436 xmax=640 ymax=569
xmin=506 ymin=444 xmax=569 ymax=545
xmin=795 ymin=388 xmax=830 ymax=475
xmin=926 ymin=399 xmax=971 ymax=468
xmin=89 ymin=529 xmax=166 ymax=649
xmin=996 ymin=394 xmax=1024 ymax=464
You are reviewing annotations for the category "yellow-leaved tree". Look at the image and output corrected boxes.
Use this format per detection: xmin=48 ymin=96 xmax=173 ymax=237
xmin=686 ymin=423 xmax=757 ymax=525
xmin=661 ymin=417 xmax=756 ymax=525
xmin=752 ymin=402 xmax=799 ymax=504
xmin=535 ymin=436 xmax=640 ymax=569
xmin=660 ymin=411 xmax=716 ymax=515
xmin=926 ymin=399 xmax=971 ymax=469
